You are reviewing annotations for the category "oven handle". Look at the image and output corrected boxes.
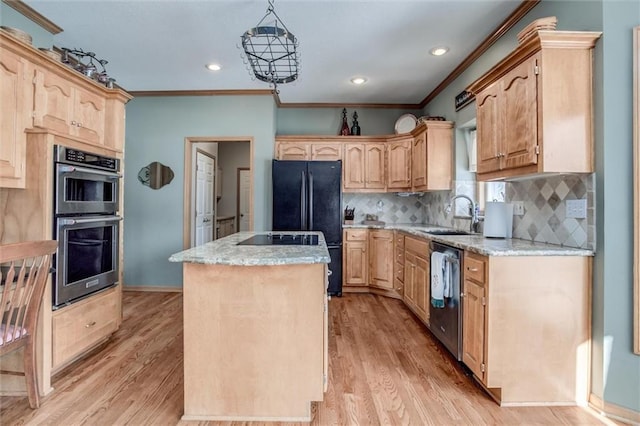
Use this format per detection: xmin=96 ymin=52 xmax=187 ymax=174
xmin=58 ymin=165 xmax=121 ymax=179
xmin=58 ymin=216 xmax=122 ymax=226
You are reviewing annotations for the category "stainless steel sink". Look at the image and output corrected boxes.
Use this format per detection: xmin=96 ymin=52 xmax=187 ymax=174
xmin=424 ymin=230 xmax=470 ymax=236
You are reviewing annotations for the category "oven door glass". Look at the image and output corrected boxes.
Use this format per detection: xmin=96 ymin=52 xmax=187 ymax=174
xmin=54 ymin=216 xmax=121 ymax=307
xmin=55 ymin=164 xmax=120 ymax=215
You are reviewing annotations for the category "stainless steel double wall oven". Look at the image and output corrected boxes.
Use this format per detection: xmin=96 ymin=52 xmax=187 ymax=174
xmin=53 ymin=146 xmax=121 ymax=308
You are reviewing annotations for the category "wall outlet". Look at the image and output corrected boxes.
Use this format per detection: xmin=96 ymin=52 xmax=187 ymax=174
xmin=513 ymin=201 xmax=525 ymax=216
xmin=566 ymin=199 xmax=587 ymax=219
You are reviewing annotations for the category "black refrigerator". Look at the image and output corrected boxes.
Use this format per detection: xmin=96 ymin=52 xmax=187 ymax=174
xmin=272 ymin=160 xmax=343 ymax=296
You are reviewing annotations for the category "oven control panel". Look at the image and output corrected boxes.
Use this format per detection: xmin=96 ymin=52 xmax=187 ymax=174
xmin=55 ymin=146 xmax=119 ymax=172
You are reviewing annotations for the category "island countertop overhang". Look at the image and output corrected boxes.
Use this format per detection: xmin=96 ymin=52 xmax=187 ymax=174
xmin=169 ymin=231 xmax=331 ymax=266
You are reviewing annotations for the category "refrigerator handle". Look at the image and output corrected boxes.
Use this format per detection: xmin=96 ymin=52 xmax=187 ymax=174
xmin=309 ymin=171 xmax=314 ymax=230
xmin=301 ymin=170 xmax=307 ymax=229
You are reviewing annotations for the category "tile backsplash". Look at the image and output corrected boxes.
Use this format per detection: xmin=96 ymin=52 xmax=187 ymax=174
xmin=343 ymin=173 xmax=595 ymax=250
xmin=507 ymin=174 xmax=594 ymax=250
xmin=342 ymin=193 xmax=426 ymax=224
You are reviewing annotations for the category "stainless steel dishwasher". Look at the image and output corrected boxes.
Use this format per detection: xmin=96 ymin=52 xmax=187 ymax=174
xmin=429 ymin=241 xmax=463 ymax=361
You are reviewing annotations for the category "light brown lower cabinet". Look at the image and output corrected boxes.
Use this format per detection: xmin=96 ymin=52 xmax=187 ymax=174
xmin=403 ymin=236 xmax=430 ymax=325
xmin=394 ymin=232 xmax=405 ymax=295
xmin=368 ymin=229 xmax=394 ymax=290
xmin=461 ymin=251 xmax=592 ymax=405
xmin=52 ymin=287 xmax=120 ymax=372
xmin=343 ymin=228 xmax=401 ymax=297
xmin=343 ymin=229 xmax=368 ymax=288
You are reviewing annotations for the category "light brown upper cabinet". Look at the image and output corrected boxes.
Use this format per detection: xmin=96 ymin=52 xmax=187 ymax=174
xmin=411 ymin=122 xmax=454 ymax=192
xmin=387 ymin=136 xmax=412 ymax=191
xmin=33 ymin=67 xmax=107 ymax=145
xmin=343 ymin=142 xmax=386 ymax=192
xmin=0 ymin=31 xmax=130 ymax=189
xmin=276 ymin=141 xmax=310 ymax=160
xmin=274 ymin=139 xmax=342 ymax=161
xmin=275 ymin=126 xmax=453 ymax=193
xmin=468 ymin=29 xmax=602 ymax=181
xmin=0 ymin=44 xmax=32 ymax=188
xmin=364 ymin=143 xmax=386 ymax=190
xmin=311 ymin=143 xmax=341 ymax=161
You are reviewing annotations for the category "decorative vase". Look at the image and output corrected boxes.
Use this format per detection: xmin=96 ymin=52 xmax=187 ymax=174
xmin=340 ymin=108 xmax=351 ymax=136
xmin=351 ymin=111 xmax=361 ymax=135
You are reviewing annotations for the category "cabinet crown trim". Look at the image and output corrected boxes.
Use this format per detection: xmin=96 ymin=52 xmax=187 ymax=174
xmin=1 ymin=32 xmax=132 ymax=102
xmin=468 ymin=29 xmax=601 ymax=95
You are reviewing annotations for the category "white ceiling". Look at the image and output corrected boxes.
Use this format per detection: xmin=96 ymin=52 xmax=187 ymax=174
xmin=24 ymin=0 xmax=523 ymax=105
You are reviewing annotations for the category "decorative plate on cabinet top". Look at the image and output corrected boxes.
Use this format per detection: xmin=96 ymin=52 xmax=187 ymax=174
xmin=1 ymin=26 xmax=32 ymax=45
xmin=394 ymin=114 xmax=418 ymax=134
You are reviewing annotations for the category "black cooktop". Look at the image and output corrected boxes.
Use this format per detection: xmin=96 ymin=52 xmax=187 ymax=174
xmin=237 ymin=233 xmax=319 ymax=246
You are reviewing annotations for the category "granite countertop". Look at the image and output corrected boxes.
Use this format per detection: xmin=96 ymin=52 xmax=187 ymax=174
xmin=169 ymin=231 xmax=331 ymax=266
xmin=344 ymin=223 xmax=594 ymax=257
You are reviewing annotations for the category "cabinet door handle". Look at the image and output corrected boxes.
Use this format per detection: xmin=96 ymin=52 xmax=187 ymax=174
xmin=467 ymin=267 xmax=478 ymax=272
xmin=71 ymin=120 xmax=77 ymax=125
xmin=460 ymin=292 xmax=465 ymax=297
xmin=77 ymin=122 xmax=82 ymax=127
xmin=85 ymin=321 xmax=97 ymax=328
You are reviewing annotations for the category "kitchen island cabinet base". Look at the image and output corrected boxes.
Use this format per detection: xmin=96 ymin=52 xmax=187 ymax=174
xmin=182 ymin=262 xmax=327 ymax=422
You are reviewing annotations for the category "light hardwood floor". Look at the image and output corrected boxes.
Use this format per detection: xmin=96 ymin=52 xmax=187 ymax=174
xmin=1 ymin=291 xmax=614 ymax=425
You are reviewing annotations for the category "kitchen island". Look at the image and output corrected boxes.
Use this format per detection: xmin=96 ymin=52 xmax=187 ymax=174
xmin=169 ymin=232 xmax=330 ymax=422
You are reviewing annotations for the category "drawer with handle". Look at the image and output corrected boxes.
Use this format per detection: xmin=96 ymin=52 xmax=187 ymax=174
xmin=52 ymin=287 xmax=119 ymax=370
xmin=345 ymin=229 xmax=368 ymax=241
xmin=464 ymin=252 xmax=487 ymax=284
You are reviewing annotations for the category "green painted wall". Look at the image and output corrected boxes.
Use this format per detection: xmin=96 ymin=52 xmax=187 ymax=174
xmin=597 ymin=0 xmax=640 ymax=411
xmin=123 ymin=95 xmax=276 ymax=287
xmin=424 ymin=0 xmax=639 ymax=413
xmin=277 ymin=107 xmax=422 ymax=135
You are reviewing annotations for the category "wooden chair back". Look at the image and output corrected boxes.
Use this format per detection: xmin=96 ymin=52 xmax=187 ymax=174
xmin=0 ymin=240 xmax=57 ymax=408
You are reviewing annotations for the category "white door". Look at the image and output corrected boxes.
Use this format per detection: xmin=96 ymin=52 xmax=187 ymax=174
xmin=195 ymin=152 xmax=215 ymax=246
xmin=238 ymin=168 xmax=251 ymax=232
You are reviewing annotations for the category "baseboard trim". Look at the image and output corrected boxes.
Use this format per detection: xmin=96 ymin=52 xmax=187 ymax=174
xmin=123 ymin=286 xmax=183 ymax=293
xmin=589 ymin=393 xmax=640 ymax=425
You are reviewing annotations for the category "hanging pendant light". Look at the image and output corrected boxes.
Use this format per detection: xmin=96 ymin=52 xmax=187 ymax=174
xmin=240 ymin=0 xmax=300 ymax=92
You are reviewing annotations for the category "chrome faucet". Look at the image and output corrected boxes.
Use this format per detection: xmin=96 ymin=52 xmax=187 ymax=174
xmin=446 ymin=195 xmax=480 ymax=233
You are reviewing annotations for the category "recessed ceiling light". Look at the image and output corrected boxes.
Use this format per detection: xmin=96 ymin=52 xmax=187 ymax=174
xmin=350 ymin=77 xmax=367 ymax=85
xmin=430 ymin=47 xmax=449 ymax=56
xmin=206 ymin=63 xmax=221 ymax=71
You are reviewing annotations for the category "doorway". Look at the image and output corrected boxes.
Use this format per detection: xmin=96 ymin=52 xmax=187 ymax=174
xmin=194 ymin=150 xmax=215 ymax=246
xmin=237 ymin=168 xmax=250 ymax=232
xmin=183 ymin=137 xmax=253 ymax=249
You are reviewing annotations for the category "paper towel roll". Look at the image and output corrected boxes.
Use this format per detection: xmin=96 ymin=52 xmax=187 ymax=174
xmin=483 ymin=202 xmax=513 ymax=238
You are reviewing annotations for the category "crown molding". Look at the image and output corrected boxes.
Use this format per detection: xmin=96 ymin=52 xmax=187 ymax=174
xmin=2 ymin=0 xmax=63 ymax=34
xmin=419 ymin=0 xmax=540 ymax=108
xmin=277 ymin=102 xmax=421 ymax=109
xmin=128 ymin=89 xmax=274 ymax=98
